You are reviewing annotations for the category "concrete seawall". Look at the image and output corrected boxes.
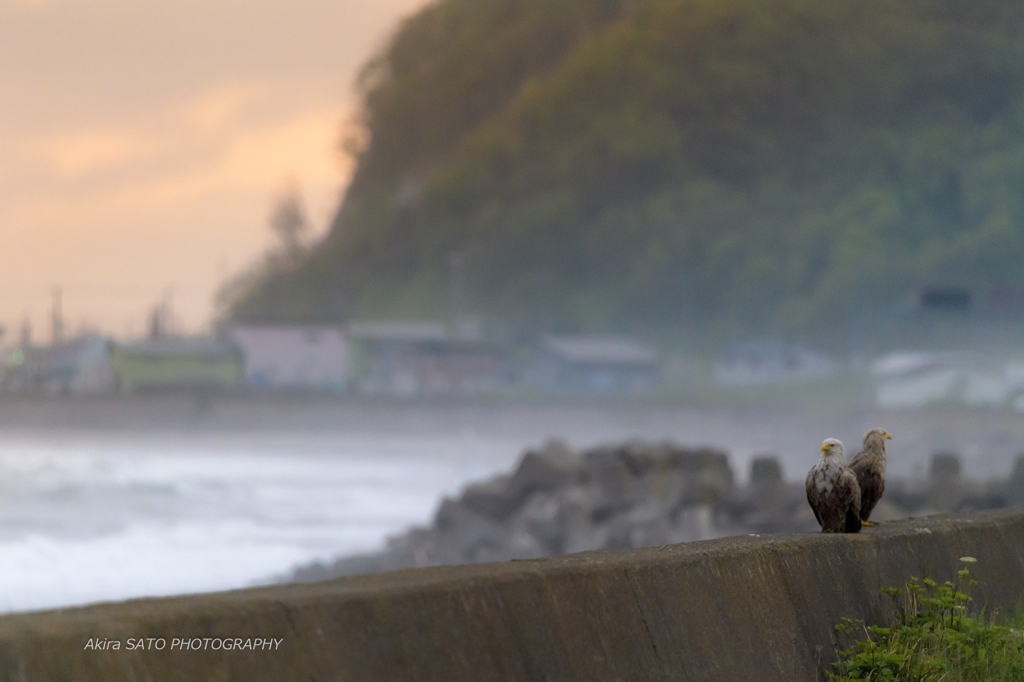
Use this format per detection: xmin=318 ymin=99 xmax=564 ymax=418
xmin=0 ymin=509 xmax=1022 ymax=681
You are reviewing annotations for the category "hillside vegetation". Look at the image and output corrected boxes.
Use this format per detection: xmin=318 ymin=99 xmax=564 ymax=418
xmin=227 ymin=0 xmax=1024 ymax=349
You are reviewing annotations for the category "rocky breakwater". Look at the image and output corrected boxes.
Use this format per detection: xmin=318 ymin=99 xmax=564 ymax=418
xmin=292 ymin=440 xmax=1024 ymax=583
xmin=292 ymin=440 xmax=817 ymax=581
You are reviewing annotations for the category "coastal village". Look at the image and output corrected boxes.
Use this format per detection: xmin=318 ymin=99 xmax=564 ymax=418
xmin=5 ymin=315 xmax=1024 ymax=410
xmin=0 ymin=318 xmax=663 ymax=397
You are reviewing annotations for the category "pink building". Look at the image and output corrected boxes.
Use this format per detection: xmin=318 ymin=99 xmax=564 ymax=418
xmin=229 ymin=325 xmax=349 ymax=390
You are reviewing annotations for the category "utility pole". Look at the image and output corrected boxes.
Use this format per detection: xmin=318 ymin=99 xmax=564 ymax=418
xmin=20 ymin=316 xmax=32 ymax=349
xmin=51 ymin=286 xmax=64 ymax=346
xmin=148 ymin=290 xmax=174 ymax=339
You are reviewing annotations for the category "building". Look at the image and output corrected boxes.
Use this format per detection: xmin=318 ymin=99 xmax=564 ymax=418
xmin=229 ymin=325 xmax=349 ymax=390
xmin=534 ymin=335 xmax=660 ymax=395
xmin=714 ymin=340 xmax=835 ymax=386
xmin=348 ymin=321 xmax=503 ymax=396
xmin=110 ymin=338 xmax=243 ymax=392
xmin=1 ymin=334 xmax=115 ymax=394
xmin=872 ymin=351 xmax=1024 ymax=409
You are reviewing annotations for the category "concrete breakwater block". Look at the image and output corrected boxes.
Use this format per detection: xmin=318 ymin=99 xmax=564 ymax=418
xmin=0 ymin=509 xmax=1021 ymax=681
xmin=294 ymin=440 xmax=769 ymax=581
xmin=294 ymin=442 xmax=1023 ymax=584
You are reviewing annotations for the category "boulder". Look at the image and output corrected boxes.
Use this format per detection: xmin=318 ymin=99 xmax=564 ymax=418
xmin=625 ymin=518 xmax=673 ymax=548
xmin=681 ymin=466 xmax=733 ymax=506
xmin=665 ymin=447 xmax=733 ymax=480
xmin=468 ymin=529 xmax=547 ymax=563
xmin=557 ymin=485 xmax=609 ymax=555
xmin=1005 ymin=454 xmax=1024 ymax=508
xmin=507 ymin=492 xmax=564 ymax=554
xmin=582 ymin=451 xmax=639 ymax=518
xmin=432 ymin=497 xmax=510 ymax=562
xmin=923 ymin=452 xmax=969 ymax=513
xmin=930 ymin=452 xmax=962 ymax=481
xmin=866 ymin=499 xmax=905 ymax=524
xmin=673 ymin=504 xmax=717 ymax=542
xmin=509 ymin=440 xmax=579 ymax=495
xmin=884 ymin=478 xmax=928 ymax=512
xmin=459 ymin=475 xmax=524 ymax=520
xmin=615 ymin=441 xmax=669 ymax=476
xmin=633 ymin=469 xmax=685 ymax=515
xmin=739 ymin=481 xmax=807 ymax=533
xmin=749 ymin=455 xmax=783 ymax=485
xmin=562 ymin=519 xmax=610 ymax=554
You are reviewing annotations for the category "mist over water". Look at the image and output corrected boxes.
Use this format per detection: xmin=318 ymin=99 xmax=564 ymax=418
xmin=0 ymin=429 xmax=518 ymax=614
xmin=0 ymin=397 xmax=1022 ymax=614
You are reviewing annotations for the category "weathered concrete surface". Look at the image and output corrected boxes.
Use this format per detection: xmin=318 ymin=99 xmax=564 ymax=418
xmin=0 ymin=509 xmax=1022 ymax=681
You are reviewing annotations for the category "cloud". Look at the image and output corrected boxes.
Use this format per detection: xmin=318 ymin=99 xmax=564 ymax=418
xmin=0 ymin=81 xmax=357 ymax=334
xmin=0 ymin=0 xmax=431 ymax=335
xmin=182 ymin=82 xmax=272 ymax=134
xmin=10 ymin=82 xmax=352 ymax=225
xmin=29 ymin=130 xmax=159 ymax=178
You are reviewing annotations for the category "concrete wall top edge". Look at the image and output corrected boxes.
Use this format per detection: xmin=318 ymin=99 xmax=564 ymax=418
xmin=3 ymin=509 xmax=1019 ymax=630
xmin=0 ymin=509 xmax=1020 ymax=682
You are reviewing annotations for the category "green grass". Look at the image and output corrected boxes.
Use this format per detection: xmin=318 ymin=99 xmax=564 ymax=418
xmin=830 ymin=558 xmax=1024 ymax=681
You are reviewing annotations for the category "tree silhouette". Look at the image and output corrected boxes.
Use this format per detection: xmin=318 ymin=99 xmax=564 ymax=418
xmin=269 ymin=186 xmax=309 ymax=260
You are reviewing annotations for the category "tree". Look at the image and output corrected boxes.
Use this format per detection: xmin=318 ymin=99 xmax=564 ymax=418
xmin=269 ymin=185 xmax=310 ymax=260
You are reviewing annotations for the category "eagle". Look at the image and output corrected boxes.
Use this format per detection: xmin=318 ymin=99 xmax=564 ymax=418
xmin=847 ymin=428 xmax=892 ymax=526
xmin=805 ymin=438 xmax=862 ymax=533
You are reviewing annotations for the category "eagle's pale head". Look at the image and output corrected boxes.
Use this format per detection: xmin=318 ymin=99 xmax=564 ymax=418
xmin=820 ymin=438 xmax=844 ymax=461
xmin=863 ymin=428 xmax=892 ymax=450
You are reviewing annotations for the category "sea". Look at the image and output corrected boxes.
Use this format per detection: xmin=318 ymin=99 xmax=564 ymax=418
xmin=0 ymin=398 xmax=1020 ymax=615
xmin=0 ymin=430 xmax=520 ymax=614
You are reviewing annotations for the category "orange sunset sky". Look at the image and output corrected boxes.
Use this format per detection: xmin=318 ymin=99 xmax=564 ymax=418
xmin=0 ymin=0 xmax=429 ymax=343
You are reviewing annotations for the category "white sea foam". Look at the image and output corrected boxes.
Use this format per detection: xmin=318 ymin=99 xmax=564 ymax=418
xmin=0 ymin=431 xmax=519 ymax=614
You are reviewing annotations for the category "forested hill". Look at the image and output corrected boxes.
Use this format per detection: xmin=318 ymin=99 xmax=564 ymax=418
xmin=227 ymin=0 xmax=1024 ymax=346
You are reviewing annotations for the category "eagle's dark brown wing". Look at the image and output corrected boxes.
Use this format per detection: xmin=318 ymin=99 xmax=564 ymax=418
xmin=849 ymin=454 xmax=885 ymax=522
xmin=840 ymin=468 xmax=862 ymax=533
xmin=805 ymin=470 xmax=823 ymax=527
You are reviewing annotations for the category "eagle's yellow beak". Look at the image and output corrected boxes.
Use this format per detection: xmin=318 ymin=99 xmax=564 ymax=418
xmin=885 ymin=432 xmax=892 ymax=440
xmin=821 ymin=442 xmax=829 ymax=452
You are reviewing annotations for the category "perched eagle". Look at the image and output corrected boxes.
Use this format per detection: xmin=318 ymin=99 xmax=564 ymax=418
xmin=848 ymin=428 xmax=892 ymax=526
xmin=805 ymin=438 xmax=862 ymax=533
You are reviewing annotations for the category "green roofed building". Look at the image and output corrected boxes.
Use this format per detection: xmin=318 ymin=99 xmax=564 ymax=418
xmin=110 ymin=338 xmax=243 ymax=392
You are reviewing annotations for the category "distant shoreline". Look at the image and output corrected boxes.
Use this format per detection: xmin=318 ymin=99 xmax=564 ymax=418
xmin=0 ymin=392 xmax=698 ymax=432
xmin=0 ymin=394 xmax=1023 ymax=481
